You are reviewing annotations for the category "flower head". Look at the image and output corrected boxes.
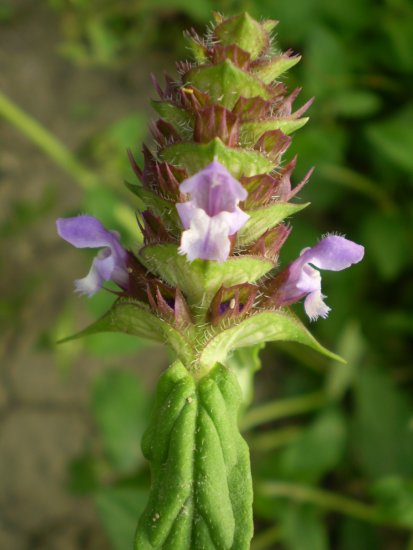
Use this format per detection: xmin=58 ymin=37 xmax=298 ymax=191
xmin=275 ymin=235 xmax=364 ymax=320
xmin=56 ymin=215 xmax=129 ymax=296
xmin=176 ymin=160 xmax=249 ymax=262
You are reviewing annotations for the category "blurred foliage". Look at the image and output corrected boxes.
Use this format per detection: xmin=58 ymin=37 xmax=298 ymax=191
xmin=2 ymin=0 xmax=413 ymax=548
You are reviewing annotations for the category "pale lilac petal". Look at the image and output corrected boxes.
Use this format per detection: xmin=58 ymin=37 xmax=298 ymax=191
xmin=180 ymin=160 xmax=247 ymax=216
xmin=276 ymin=235 xmax=364 ymax=320
xmin=301 ymin=235 xmax=364 ymax=271
xmin=227 ymin=207 xmax=250 ymax=235
xmin=296 ymin=264 xmax=322 ymax=294
xmin=56 ymin=215 xmax=128 ymax=296
xmin=176 ymin=202 xmax=195 ymax=230
xmin=57 ymin=216 xmax=124 ymax=257
xmin=304 ymin=290 xmax=331 ymax=321
xmin=176 ymin=160 xmax=249 ymax=262
xmin=178 ymin=209 xmax=231 ymax=262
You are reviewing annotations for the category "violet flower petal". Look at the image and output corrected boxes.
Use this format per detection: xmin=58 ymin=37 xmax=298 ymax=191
xmin=278 ymin=235 xmax=364 ymax=320
xmin=300 ymin=235 xmax=365 ymax=271
xmin=179 ymin=209 xmax=232 ymax=262
xmin=56 ymin=215 xmax=128 ymax=296
xmin=176 ymin=160 xmax=249 ymax=262
xmin=180 ymin=160 xmax=247 ymax=216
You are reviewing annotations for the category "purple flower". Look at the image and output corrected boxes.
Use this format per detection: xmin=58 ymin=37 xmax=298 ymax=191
xmin=176 ymin=160 xmax=249 ymax=262
xmin=277 ymin=235 xmax=364 ymax=320
xmin=56 ymin=215 xmax=129 ymax=296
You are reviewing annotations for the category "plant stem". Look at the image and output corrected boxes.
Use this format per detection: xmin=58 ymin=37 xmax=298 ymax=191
xmin=257 ymin=482 xmax=407 ymax=529
xmin=0 ymin=90 xmax=98 ymax=191
xmin=241 ymin=391 xmax=326 ymax=431
xmin=248 ymin=425 xmax=302 ymax=452
xmin=251 ymin=525 xmax=282 ymax=550
xmin=319 ymin=163 xmax=395 ymax=213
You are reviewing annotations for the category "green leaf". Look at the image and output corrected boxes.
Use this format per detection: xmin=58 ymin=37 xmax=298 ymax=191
xmin=161 ymin=137 xmax=274 ymax=178
xmin=338 ymin=519 xmax=379 ymax=550
xmin=372 ymin=476 xmax=413 ymax=528
xmin=95 ymin=488 xmax=148 ymax=550
xmin=275 ymin=408 xmax=347 ymax=483
xmin=325 ymin=322 xmax=365 ymax=400
xmin=139 ymin=244 xmax=274 ymax=304
xmin=185 ymin=60 xmax=272 ymax=110
xmin=361 ymin=212 xmax=410 ymax=280
xmin=238 ymin=202 xmax=309 ymax=246
xmin=200 ymin=310 xmax=344 ymax=367
xmin=365 ymin=104 xmax=413 ymax=174
xmin=251 ymin=55 xmax=301 ymax=85
xmin=240 ymin=117 xmax=309 ymax=145
xmin=135 ymin=362 xmax=253 ymax=549
xmin=331 ymin=89 xmax=381 ymax=118
xmin=226 ymin=344 xmax=264 ymax=405
xmin=281 ymin=505 xmax=328 ymax=550
xmin=58 ymin=300 xmax=196 ymax=366
xmin=58 ymin=300 xmax=165 ymax=344
xmin=91 ymin=369 xmax=150 ymax=471
xmin=351 ymin=366 xmax=413 ymax=479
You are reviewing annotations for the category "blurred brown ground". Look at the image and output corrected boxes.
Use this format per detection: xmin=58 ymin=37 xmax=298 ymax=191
xmin=0 ymin=2 xmax=168 ymax=548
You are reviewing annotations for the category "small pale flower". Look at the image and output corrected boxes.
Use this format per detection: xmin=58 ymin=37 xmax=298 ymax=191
xmin=56 ymin=215 xmax=129 ymax=296
xmin=277 ymin=235 xmax=364 ymax=320
xmin=176 ymin=160 xmax=249 ymax=262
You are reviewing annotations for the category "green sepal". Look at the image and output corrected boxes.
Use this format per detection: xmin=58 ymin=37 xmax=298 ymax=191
xmin=240 ymin=117 xmax=309 ymax=145
xmin=238 ymin=202 xmax=309 ymax=246
xmin=226 ymin=344 xmax=264 ymax=406
xmin=151 ymin=101 xmax=193 ymax=132
xmin=139 ymin=244 xmax=274 ymax=304
xmin=185 ymin=60 xmax=271 ymax=110
xmin=161 ymin=137 xmax=274 ymax=178
xmin=251 ymin=55 xmax=301 ymax=85
xmin=124 ymin=181 xmax=180 ymax=229
xmin=214 ymin=12 xmax=269 ymax=61
xmin=135 ymin=362 xmax=253 ymax=550
xmin=199 ymin=310 xmax=345 ymax=367
xmin=184 ymin=33 xmax=208 ymax=64
xmin=58 ymin=300 xmax=196 ymax=366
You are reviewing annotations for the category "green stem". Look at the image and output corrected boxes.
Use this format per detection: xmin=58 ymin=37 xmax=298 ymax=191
xmin=257 ymin=482 xmax=407 ymax=529
xmin=241 ymin=391 xmax=326 ymax=431
xmin=251 ymin=525 xmax=282 ymax=550
xmin=0 ymin=91 xmax=98 ymax=190
xmin=248 ymin=425 xmax=302 ymax=452
xmin=319 ymin=163 xmax=395 ymax=213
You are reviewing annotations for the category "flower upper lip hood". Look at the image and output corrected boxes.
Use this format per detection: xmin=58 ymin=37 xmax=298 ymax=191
xmin=56 ymin=215 xmax=129 ymax=296
xmin=274 ymin=235 xmax=365 ymax=320
xmin=176 ymin=160 xmax=249 ymax=262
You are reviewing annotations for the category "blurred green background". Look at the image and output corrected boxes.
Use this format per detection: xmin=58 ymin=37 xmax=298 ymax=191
xmin=1 ymin=0 xmax=413 ymax=548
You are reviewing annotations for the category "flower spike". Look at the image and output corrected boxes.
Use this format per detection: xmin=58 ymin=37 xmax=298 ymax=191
xmin=56 ymin=14 xmax=367 ymax=550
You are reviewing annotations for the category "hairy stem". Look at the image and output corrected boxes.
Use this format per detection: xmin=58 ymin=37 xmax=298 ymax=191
xmin=251 ymin=525 xmax=282 ymax=550
xmin=241 ymin=391 xmax=326 ymax=431
xmin=0 ymin=90 xmax=97 ymax=190
xmin=257 ymin=482 xmax=407 ymax=529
